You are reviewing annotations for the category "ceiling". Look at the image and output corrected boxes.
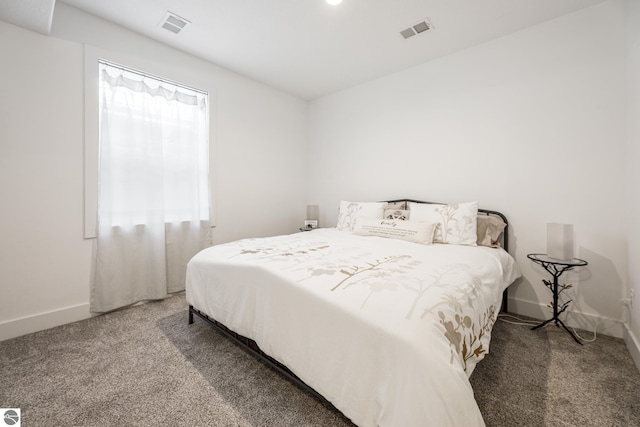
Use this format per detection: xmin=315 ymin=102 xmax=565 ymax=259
xmin=0 ymin=0 xmax=55 ymax=34
xmin=2 ymin=0 xmax=606 ymax=100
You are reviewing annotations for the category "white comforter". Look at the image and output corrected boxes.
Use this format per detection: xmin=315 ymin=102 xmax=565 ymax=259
xmin=186 ymin=228 xmax=521 ymax=427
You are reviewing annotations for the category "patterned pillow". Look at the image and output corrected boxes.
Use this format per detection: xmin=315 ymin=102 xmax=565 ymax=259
xmin=408 ymin=201 xmax=478 ymax=246
xmin=384 ymin=209 xmax=410 ymax=221
xmin=386 ymin=202 xmax=406 ymax=210
xmin=336 ymin=201 xmax=387 ymax=232
xmin=352 ymin=218 xmax=436 ymax=244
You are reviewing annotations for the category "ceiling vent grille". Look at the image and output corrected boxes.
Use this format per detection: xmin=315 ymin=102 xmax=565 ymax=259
xmin=400 ymin=19 xmax=432 ymax=39
xmin=160 ymin=11 xmax=190 ymax=35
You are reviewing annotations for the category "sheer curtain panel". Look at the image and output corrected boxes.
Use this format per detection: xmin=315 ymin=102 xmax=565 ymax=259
xmin=91 ymin=61 xmax=211 ymax=313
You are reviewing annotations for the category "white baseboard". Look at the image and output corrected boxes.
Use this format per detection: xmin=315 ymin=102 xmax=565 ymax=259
xmin=507 ymin=296 xmax=625 ymax=339
xmin=624 ymin=325 xmax=640 ymax=373
xmin=0 ymin=303 xmax=92 ymax=342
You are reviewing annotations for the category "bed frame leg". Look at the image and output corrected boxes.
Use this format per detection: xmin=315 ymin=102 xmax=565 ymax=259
xmin=188 ymin=305 xmax=194 ymax=324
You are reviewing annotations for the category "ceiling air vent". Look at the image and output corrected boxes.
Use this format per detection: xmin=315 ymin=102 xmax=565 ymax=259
xmin=160 ymin=11 xmax=190 ymax=35
xmin=400 ymin=19 xmax=432 ymax=39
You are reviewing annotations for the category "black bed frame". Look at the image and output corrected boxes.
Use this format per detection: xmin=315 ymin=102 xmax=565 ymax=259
xmin=188 ymin=199 xmax=512 ymax=411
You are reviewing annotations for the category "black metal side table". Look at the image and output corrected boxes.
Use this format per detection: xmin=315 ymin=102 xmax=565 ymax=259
xmin=526 ymin=253 xmax=588 ymax=344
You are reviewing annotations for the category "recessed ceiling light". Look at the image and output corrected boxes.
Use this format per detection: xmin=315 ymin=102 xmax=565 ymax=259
xmin=326 ymin=0 xmax=342 ymax=5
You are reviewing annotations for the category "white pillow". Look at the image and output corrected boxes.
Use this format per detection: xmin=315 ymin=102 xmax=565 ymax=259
xmin=352 ymin=218 xmax=436 ymax=244
xmin=336 ymin=201 xmax=387 ymax=232
xmin=408 ymin=201 xmax=478 ymax=246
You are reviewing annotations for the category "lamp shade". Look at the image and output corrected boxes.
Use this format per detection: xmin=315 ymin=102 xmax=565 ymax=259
xmin=547 ymin=223 xmax=574 ymax=260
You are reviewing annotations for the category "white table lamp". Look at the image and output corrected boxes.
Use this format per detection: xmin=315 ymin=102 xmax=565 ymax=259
xmin=547 ymin=223 xmax=574 ymax=260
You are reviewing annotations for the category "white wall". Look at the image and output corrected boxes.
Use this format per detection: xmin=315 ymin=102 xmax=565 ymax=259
xmin=309 ymin=1 xmax=628 ymax=336
xmin=0 ymin=3 xmax=308 ymax=340
xmin=625 ymin=0 xmax=640 ymax=369
xmin=0 ymin=23 xmax=92 ymax=339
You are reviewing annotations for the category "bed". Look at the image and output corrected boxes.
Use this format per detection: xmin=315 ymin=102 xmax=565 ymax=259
xmin=186 ymin=199 xmax=521 ymax=426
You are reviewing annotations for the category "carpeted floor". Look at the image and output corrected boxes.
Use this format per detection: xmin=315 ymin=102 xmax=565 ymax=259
xmin=1 ymin=294 xmax=639 ymax=426
xmin=471 ymin=314 xmax=640 ymax=427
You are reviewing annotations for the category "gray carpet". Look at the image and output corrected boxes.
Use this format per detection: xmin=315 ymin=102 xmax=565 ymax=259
xmin=1 ymin=294 xmax=639 ymax=427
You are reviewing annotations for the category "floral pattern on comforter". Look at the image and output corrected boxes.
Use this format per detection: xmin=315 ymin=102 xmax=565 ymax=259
xmin=186 ymin=228 xmax=520 ymax=427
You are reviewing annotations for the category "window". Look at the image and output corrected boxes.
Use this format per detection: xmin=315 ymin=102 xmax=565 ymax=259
xmin=98 ymin=60 xmax=210 ymax=227
xmin=91 ymin=60 xmax=211 ymax=313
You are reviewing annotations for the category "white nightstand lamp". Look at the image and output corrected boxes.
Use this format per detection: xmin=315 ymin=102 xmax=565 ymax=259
xmin=547 ymin=223 xmax=573 ymax=260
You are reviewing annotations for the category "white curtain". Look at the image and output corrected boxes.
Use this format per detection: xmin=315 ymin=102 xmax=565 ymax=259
xmin=91 ymin=62 xmax=211 ymax=313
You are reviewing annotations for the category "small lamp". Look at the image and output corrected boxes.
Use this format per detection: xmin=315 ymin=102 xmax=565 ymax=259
xmin=547 ymin=223 xmax=574 ymax=260
xmin=305 ymin=205 xmax=319 ymax=229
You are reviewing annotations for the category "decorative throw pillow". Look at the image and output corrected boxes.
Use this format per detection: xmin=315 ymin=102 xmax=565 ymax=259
xmin=352 ymin=218 xmax=436 ymax=244
xmin=336 ymin=201 xmax=387 ymax=232
xmin=386 ymin=202 xmax=406 ymax=210
xmin=476 ymin=215 xmax=506 ymax=248
xmin=384 ymin=209 xmax=410 ymax=221
xmin=408 ymin=201 xmax=478 ymax=246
